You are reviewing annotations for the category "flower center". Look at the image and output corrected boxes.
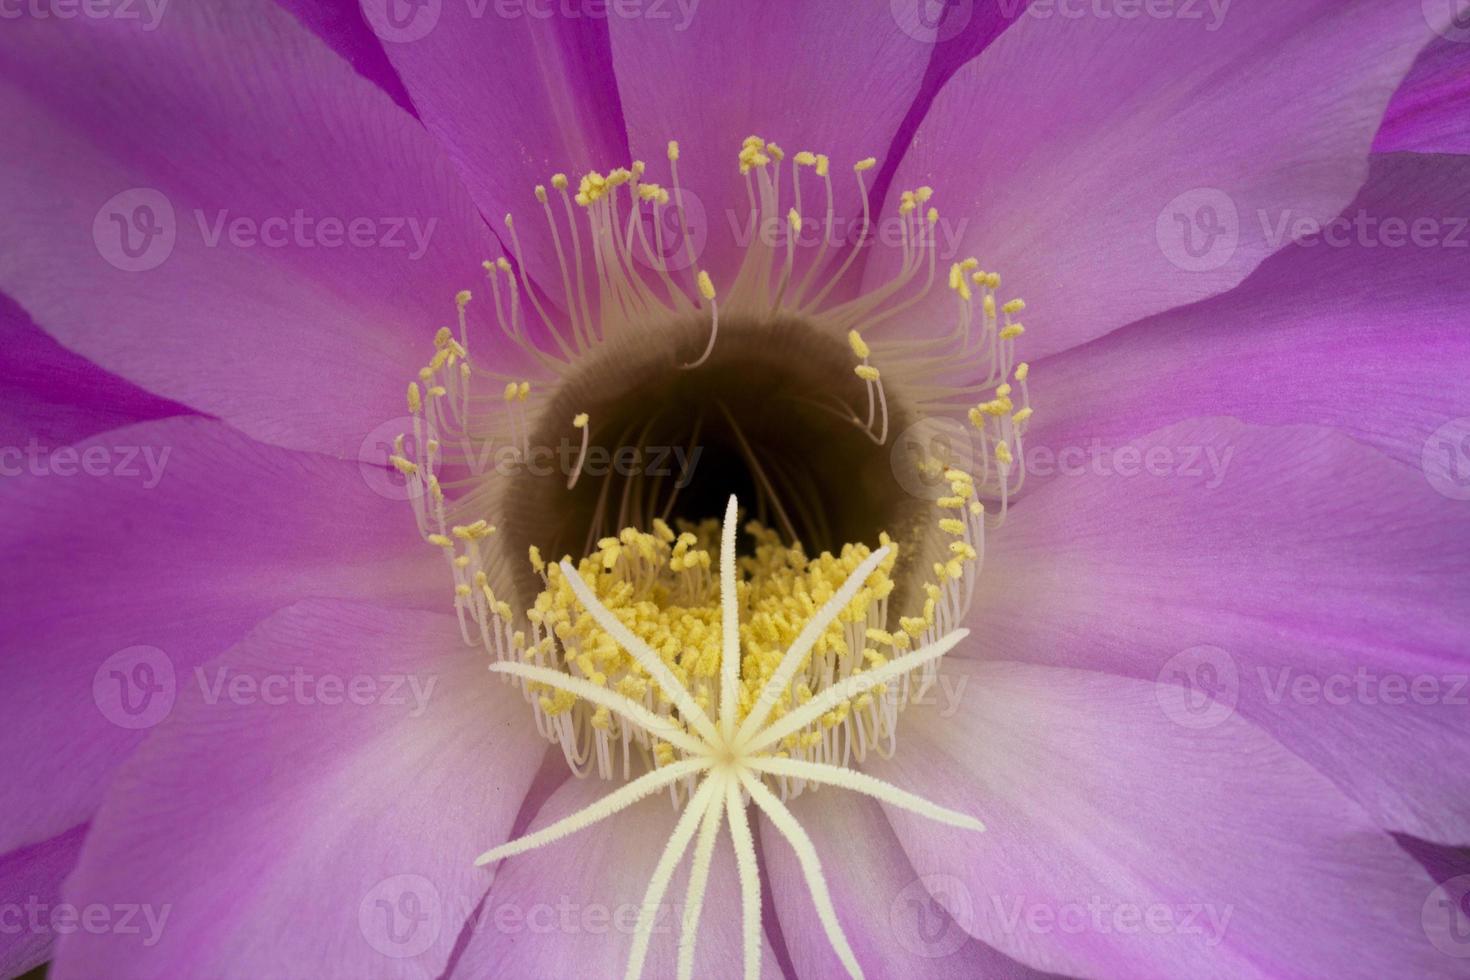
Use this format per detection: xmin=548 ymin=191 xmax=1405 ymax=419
xmin=389 ymin=136 xmax=1033 ymax=798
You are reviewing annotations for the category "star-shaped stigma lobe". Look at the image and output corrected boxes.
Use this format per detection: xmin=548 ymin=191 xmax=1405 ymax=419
xmin=475 ymin=496 xmax=983 ymax=980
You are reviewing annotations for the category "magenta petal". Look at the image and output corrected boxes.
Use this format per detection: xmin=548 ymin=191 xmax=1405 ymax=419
xmin=1027 ymin=152 xmax=1470 ymax=472
xmin=374 ymin=5 xmax=629 ymax=294
xmin=275 ymin=0 xmax=417 ymax=113
xmin=867 ymin=1 xmax=1439 ymax=360
xmin=608 ymin=0 xmax=938 ymax=277
xmin=868 ymin=659 xmax=1451 ymax=977
xmin=761 ymin=791 xmax=1052 ymax=979
xmin=51 ymin=600 xmax=545 ymax=980
xmin=0 ymin=417 xmax=443 ymax=856
xmin=0 ymin=0 xmax=500 ymax=457
xmin=449 ymin=775 xmax=782 ymax=977
xmin=1375 ymin=36 xmax=1470 ymax=156
xmin=967 ymin=417 xmax=1470 ymax=842
xmin=0 ymin=292 xmax=187 ymax=450
xmin=0 ymin=824 xmax=87 ymax=978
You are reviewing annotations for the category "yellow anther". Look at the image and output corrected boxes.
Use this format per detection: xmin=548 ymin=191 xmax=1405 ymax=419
xmin=995 ymin=442 xmax=1014 ymax=466
xmin=1000 ymin=324 xmax=1025 ymax=340
xmin=696 ymin=270 xmax=716 ymax=301
xmin=1015 ymin=362 xmax=1030 ymax=381
xmin=939 ymin=518 xmax=967 ymax=535
xmin=794 ymin=151 xmax=817 ymax=166
xmin=517 ymin=381 xmax=531 ymax=400
xmin=455 ymin=289 xmax=472 ymax=307
xmin=529 ymin=546 xmax=546 ymax=574
xmin=534 ymin=185 xmax=548 ymax=203
xmin=667 ymin=140 xmax=680 ymax=161
xmin=814 ymin=154 xmax=830 ymax=177
xmin=426 ymin=533 xmax=453 ymax=549
xmin=503 ymin=382 xmax=518 ymax=401
xmin=1003 ymin=298 xmax=1026 ymax=315
xmin=1012 ymin=407 xmax=1033 ymax=424
xmin=389 ymin=455 xmax=418 ymax=477
xmin=854 ymin=365 xmax=881 ymax=382
xmin=848 ymin=330 xmax=871 ymax=360
xmin=916 ymin=186 xmax=933 ymax=203
xmin=573 ymin=412 xmax=589 ymax=428
xmin=407 ymin=383 xmax=422 ymax=414
xmin=854 ymin=157 xmax=877 ymax=172
xmin=551 ymin=173 xmax=568 ymax=190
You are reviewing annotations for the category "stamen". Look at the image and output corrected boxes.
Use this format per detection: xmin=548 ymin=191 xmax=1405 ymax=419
xmin=682 ymin=270 xmax=720 ymax=368
xmin=568 ymin=412 xmax=591 ymax=489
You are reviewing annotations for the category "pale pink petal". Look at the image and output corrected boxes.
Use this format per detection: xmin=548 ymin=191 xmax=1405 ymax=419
xmin=968 ymin=417 xmax=1470 ymax=842
xmin=868 ymin=0 xmax=1441 ymax=359
xmin=868 ymin=659 xmax=1453 ymax=977
xmin=0 ymin=0 xmax=501 ymax=457
xmin=0 ymin=417 xmax=442 ymax=856
xmin=51 ymin=600 xmax=545 ymax=979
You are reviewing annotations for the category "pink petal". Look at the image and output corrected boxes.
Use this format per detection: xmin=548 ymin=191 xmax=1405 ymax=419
xmin=1375 ymin=35 xmax=1470 ymax=155
xmin=0 ymin=293 xmax=186 ymax=450
xmin=0 ymin=0 xmax=500 ymax=457
xmin=449 ymin=774 xmax=783 ymax=977
xmin=0 ymin=417 xmax=443 ymax=856
xmin=0 ymin=824 xmax=86 ymax=978
xmin=275 ymin=0 xmax=417 ymax=113
xmin=760 ymin=790 xmax=1053 ymax=978
xmin=868 ymin=659 xmax=1452 ymax=977
xmin=867 ymin=1 xmax=1440 ymax=360
xmin=967 ymin=417 xmax=1470 ymax=842
xmin=51 ymin=600 xmax=545 ymax=980
xmin=608 ymin=0 xmax=939 ymax=277
xmin=373 ymin=4 xmax=630 ymax=295
xmin=1027 ymin=152 xmax=1470 ymax=472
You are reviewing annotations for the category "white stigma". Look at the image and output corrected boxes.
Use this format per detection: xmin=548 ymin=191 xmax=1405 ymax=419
xmin=475 ymin=495 xmax=983 ymax=980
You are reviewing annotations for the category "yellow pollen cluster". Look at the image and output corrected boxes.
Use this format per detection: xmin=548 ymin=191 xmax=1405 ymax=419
xmin=519 ymin=517 xmax=904 ymax=757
